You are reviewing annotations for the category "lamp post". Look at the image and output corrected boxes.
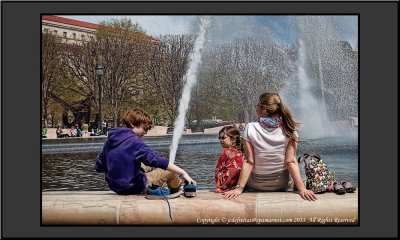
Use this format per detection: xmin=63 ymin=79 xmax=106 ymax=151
xmin=96 ymin=65 xmax=104 ymax=135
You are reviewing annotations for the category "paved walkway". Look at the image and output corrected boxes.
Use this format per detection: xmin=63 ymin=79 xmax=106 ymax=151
xmin=42 ymin=126 xmax=199 ymax=139
xmin=42 ymin=190 xmax=358 ymax=225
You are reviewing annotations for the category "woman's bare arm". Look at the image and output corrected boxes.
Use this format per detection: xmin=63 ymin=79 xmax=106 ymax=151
xmin=285 ymin=140 xmax=317 ymax=201
xmin=222 ymin=139 xmax=254 ymax=199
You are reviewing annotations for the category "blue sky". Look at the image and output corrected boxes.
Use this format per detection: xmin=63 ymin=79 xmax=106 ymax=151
xmin=59 ymin=15 xmax=358 ymax=50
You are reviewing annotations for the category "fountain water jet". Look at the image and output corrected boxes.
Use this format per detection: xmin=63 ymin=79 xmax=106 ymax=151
xmin=169 ymin=16 xmax=211 ymax=164
xmin=297 ymin=39 xmax=335 ymax=138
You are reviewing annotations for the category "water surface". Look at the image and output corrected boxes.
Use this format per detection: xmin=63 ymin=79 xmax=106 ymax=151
xmin=42 ymin=133 xmax=358 ymax=191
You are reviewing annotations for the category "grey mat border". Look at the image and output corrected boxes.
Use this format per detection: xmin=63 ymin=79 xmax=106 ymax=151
xmin=1 ymin=1 xmax=398 ymax=238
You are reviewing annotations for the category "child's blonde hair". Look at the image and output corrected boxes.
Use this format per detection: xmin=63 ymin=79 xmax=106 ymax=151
xmin=219 ymin=126 xmax=244 ymax=154
xmin=258 ymin=92 xmax=299 ymax=142
xmin=122 ymin=108 xmax=153 ymax=129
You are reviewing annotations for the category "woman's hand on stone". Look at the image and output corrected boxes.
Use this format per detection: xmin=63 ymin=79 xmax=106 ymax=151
xmin=222 ymin=188 xmax=242 ymax=200
xmin=299 ymin=189 xmax=318 ymax=201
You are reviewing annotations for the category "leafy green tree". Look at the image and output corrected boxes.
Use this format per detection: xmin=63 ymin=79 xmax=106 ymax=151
xmin=58 ymin=18 xmax=151 ymax=128
xmin=96 ymin=18 xmax=153 ymax=127
xmin=42 ymin=32 xmax=63 ymax=127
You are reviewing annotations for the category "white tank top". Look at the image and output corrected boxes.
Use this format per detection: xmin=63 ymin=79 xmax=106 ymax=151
xmin=242 ymin=121 xmax=296 ymax=175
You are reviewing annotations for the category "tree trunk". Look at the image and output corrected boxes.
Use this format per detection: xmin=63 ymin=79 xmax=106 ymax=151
xmin=43 ymin=100 xmax=49 ymax=128
xmin=113 ymin=109 xmax=118 ymax=128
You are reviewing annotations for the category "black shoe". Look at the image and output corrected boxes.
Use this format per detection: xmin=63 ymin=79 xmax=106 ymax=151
xmin=183 ymin=181 xmax=197 ymax=198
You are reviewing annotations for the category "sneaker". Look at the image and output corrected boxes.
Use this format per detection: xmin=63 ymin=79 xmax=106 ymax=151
xmin=333 ymin=181 xmax=346 ymax=195
xmin=146 ymin=185 xmax=181 ymax=200
xmin=146 ymin=185 xmax=170 ymax=196
xmin=341 ymin=180 xmax=356 ymax=193
xmin=184 ymin=181 xmax=197 ymax=198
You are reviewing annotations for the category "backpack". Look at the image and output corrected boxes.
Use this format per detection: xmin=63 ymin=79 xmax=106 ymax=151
xmin=297 ymin=153 xmax=334 ymax=193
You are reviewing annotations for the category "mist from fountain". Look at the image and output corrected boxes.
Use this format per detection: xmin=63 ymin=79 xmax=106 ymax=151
xmin=280 ymin=16 xmax=357 ymax=139
xmin=296 ymin=38 xmax=335 ymax=138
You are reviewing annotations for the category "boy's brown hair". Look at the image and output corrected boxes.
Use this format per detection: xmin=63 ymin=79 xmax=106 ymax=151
xmin=122 ymin=108 xmax=153 ymax=129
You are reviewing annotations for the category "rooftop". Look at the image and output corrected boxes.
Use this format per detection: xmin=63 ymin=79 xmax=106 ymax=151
xmin=42 ymin=15 xmax=99 ymax=30
xmin=42 ymin=15 xmax=157 ymax=41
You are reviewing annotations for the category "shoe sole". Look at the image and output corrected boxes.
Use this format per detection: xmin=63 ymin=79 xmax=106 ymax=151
xmin=184 ymin=192 xmax=196 ymax=197
xmin=345 ymin=187 xmax=356 ymax=193
xmin=335 ymin=189 xmax=346 ymax=194
xmin=145 ymin=190 xmax=182 ymax=200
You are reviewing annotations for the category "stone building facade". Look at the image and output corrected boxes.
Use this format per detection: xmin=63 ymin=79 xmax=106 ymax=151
xmin=42 ymin=15 xmax=98 ymax=44
xmin=41 ymin=15 xmax=157 ymax=44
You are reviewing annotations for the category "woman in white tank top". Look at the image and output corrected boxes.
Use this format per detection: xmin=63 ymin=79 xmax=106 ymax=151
xmin=222 ymin=93 xmax=317 ymax=201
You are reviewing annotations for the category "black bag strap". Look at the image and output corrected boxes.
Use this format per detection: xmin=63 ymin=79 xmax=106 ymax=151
xmin=298 ymin=153 xmax=310 ymax=166
xmin=310 ymin=153 xmax=321 ymax=161
xmin=298 ymin=152 xmax=322 ymax=166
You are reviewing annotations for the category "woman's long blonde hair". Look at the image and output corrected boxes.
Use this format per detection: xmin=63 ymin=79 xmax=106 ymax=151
xmin=258 ymin=93 xmax=299 ymax=142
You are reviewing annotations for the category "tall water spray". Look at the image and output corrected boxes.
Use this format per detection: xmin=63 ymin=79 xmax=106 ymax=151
xmin=294 ymin=39 xmax=335 ymax=139
xmin=169 ymin=16 xmax=211 ymax=164
xmin=317 ymin=51 xmax=330 ymax=125
xmin=318 ymin=53 xmax=326 ymax=105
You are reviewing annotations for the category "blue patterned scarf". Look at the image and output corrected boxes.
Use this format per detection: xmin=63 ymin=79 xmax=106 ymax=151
xmin=258 ymin=117 xmax=282 ymax=129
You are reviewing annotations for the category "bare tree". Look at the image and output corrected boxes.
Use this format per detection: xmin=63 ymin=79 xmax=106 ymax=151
xmin=144 ymin=34 xmax=194 ymax=124
xmin=193 ymin=37 xmax=294 ymax=123
xmin=59 ymin=38 xmax=99 ymax=127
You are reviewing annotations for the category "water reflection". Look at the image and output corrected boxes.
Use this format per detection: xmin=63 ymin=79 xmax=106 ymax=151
xmin=42 ymin=134 xmax=358 ymax=191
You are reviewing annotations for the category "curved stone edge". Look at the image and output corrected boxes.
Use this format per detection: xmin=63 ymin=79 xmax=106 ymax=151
xmin=42 ymin=190 xmax=358 ymax=225
xmin=256 ymin=191 xmax=358 ymax=225
xmin=42 ymin=191 xmax=123 ymax=225
xmin=118 ymin=191 xmax=257 ymax=225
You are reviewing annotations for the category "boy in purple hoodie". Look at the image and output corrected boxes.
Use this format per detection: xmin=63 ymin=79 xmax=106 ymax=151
xmin=95 ymin=108 xmax=196 ymax=195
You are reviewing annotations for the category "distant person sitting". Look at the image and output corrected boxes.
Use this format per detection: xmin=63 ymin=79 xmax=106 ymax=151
xmin=81 ymin=124 xmax=89 ymax=137
xmin=75 ymin=125 xmax=82 ymax=137
xmin=70 ymin=126 xmax=78 ymax=137
xmin=101 ymin=120 xmax=107 ymax=134
xmin=42 ymin=128 xmax=47 ymax=138
xmin=104 ymin=120 xmax=109 ymax=135
xmin=56 ymin=126 xmax=69 ymax=138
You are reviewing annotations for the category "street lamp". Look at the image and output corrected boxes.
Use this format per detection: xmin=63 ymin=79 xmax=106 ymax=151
xmin=96 ymin=65 xmax=104 ymax=135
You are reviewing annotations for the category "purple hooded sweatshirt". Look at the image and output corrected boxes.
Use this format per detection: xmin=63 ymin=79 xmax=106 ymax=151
xmin=95 ymin=127 xmax=169 ymax=195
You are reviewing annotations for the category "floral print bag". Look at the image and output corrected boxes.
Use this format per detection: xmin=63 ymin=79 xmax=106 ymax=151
xmin=298 ymin=153 xmax=334 ymax=193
